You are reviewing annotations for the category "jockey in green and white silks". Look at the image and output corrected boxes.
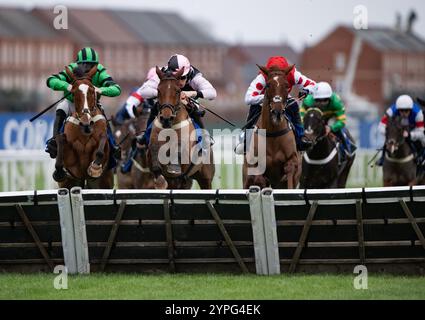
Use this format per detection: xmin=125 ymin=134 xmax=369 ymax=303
xmin=45 ymin=47 xmax=122 ymax=161
xmin=301 ymin=82 xmax=356 ymax=158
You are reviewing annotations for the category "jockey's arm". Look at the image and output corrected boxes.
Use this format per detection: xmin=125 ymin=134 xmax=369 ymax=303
xmin=46 ymin=64 xmax=74 ymax=92
xmin=125 ymin=77 xmax=159 ymax=118
xmin=410 ymin=110 xmax=425 ymax=142
xmin=244 ymin=74 xmax=266 ymax=105
xmin=187 ymin=74 xmax=217 ymax=100
xmin=329 ymin=94 xmax=346 ymax=132
xmin=290 ymin=68 xmax=316 ymax=93
xmin=300 ymin=94 xmax=315 ymax=122
xmin=378 ymin=108 xmax=393 ymax=137
xmin=96 ymin=66 xmax=121 ymax=97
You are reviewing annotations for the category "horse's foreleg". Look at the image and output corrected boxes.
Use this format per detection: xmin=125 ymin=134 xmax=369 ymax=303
xmin=149 ymin=142 xmax=168 ymax=189
xmin=88 ymin=134 xmax=107 ymax=178
xmin=53 ymin=134 xmax=66 ymax=182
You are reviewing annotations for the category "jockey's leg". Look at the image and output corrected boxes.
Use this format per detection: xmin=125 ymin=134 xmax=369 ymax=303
xmin=45 ymin=100 xmax=70 ymax=159
xmin=114 ymin=104 xmax=131 ymax=126
xmin=136 ymin=103 xmax=158 ymax=146
xmin=235 ymin=104 xmax=261 ymax=154
xmin=376 ymin=145 xmax=386 ymax=166
xmin=285 ymin=98 xmax=311 ymax=151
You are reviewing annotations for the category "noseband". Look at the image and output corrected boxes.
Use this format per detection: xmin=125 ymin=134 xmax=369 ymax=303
xmin=304 ymin=108 xmax=327 ymax=148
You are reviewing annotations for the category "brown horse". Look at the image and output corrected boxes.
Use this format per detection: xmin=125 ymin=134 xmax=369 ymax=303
xmin=113 ymin=110 xmax=155 ymax=189
xmin=148 ymin=67 xmax=215 ymax=189
xmin=300 ymin=108 xmax=355 ymax=188
xmin=383 ymin=116 xmax=417 ymax=186
xmin=53 ymin=65 xmax=113 ymax=189
xmin=243 ymin=64 xmax=301 ymax=189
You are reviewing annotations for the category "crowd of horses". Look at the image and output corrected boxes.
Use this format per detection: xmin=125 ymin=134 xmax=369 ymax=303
xmin=51 ymin=64 xmax=424 ymax=191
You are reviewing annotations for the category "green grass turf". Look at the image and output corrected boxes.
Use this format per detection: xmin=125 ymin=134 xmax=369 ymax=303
xmin=0 ymin=273 xmax=424 ymax=300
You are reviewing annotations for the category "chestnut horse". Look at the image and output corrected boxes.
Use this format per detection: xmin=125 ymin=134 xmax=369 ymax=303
xmin=53 ymin=65 xmax=113 ymax=189
xmin=243 ymin=64 xmax=301 ymax=189
xmin=383 ymin=116 xmax=416 ymax=186
xmin=148 ymin=67 xmax=215 ymax=189
xmin=300 ymin=108 xmax=355 ymax=188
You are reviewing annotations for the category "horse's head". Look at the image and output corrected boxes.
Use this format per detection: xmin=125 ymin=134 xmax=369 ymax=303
xmin=156 ymin=66 xmax=184 ymax=128
xmin=257 ymin=63 xmax=294 ymax=125
xmin=385 ymin=116 xmax=407 ymax=154
xmin=303 ymin=108 xmax=327 ymax=148
xmin=65 ymin=64 xmax=99 ymax=135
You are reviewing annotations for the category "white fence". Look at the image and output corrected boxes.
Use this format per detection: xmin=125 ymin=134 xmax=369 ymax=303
xmin=0 ymin=148 xmax=382 ymax=192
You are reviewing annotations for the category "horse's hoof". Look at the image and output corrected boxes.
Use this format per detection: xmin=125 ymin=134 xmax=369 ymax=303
xmin=154 ymin=175 xmax=168 ymax=189
xmin=88 ymin=163 xmax=103 ymax=178
xmin=53 ymin=169 xmax=66 ymax=182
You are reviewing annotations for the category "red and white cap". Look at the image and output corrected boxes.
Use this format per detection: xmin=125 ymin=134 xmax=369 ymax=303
xmin=167 ymin=54 xmax=191 ymax=76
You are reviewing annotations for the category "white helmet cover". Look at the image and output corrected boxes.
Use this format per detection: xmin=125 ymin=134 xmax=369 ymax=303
xmin=395 ymin=94 xmax=414 ymax=110
xmin=313 ymin=82 xmax=333 ymax=99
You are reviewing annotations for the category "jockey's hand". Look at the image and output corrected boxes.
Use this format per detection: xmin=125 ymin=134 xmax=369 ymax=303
xmin=298 ymin=88 xmax=309 ymax=99
xmin=403 ymin=130 xmax=410 ymax=139
xmin=325 ymin=125 xmax=332 ymax=135
xmin=183 ymin=91 xmax=197 ymax=99
xmin=95 ymin=87 xmax=102 ymax=95
xmin=66 ymin=84 xmax=73 ymax=92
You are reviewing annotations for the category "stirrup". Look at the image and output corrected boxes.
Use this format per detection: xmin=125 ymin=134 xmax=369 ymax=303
xmin=234 ymin=142 xmax=245 ymax=155
xmin=167 ymin=163 xmax=182 ymax=175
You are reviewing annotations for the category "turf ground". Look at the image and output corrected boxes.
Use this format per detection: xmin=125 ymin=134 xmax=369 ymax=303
xmin=1 ymin=273 xmax=424 ymax=300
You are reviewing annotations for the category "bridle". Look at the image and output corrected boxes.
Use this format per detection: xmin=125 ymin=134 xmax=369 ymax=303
xmin=158 ymin=76 xmax=182 ymax=118
xmin=303 ymin=108 xmax=328 ymax=149
xmin=263 ymin=71 xmax=290 ymax=117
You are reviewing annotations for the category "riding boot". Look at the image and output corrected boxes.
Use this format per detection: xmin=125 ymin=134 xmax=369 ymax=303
xmin=376 ymin=146 xmax=386 ymax=166
xmin=105 ymin=121 xmax=122 ymax=161
xmin=285 ymin=99 xmax=307 ymax=151
xmin=235 ymin=104 xmax=261 ymax=154
xmin=45 ymin=109 xmax=66 ymax=159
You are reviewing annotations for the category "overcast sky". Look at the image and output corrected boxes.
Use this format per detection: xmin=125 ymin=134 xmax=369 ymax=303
xmin=1 ymin=0 xmax=425 ymax=51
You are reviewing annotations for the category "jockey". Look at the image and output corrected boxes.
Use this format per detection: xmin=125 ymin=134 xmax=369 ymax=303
xmin=114 ymin=67 xmax=157 ymax=126
xmin=301 ymin=82 xmax=356 ymax=158
xmin=45 ymin=47 xmax=122 ymax=162
xmin=124 ymin=54 xmax=217 ymax=175
xmin=376 ymin=94 xmax=425 ymax=166
xmin=235 ymin=56 xmax=316 ymax=154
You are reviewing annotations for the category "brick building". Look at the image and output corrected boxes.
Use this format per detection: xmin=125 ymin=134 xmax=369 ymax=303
xmin=301 ymin=25 xmax=425 ymax=112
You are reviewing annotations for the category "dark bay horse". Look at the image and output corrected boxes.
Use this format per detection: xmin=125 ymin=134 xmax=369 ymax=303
xmin=148 ymin=67 xmax=215 ymax=189
xmin=300 ymin=108 xmax=354 ymax=188
xmin=53 ymin=65 xmax=113 ymax=189
xmin=383 ymin=116 xmax=416 ymax=186
xmin=113 ymin=110 xmax=155 ymax=189
xmin=243 ymin=64 xmax=301 ymax=189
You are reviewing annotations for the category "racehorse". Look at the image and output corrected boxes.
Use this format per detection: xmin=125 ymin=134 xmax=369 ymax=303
xmin=113 ymin=109 xmax=155 ymax=189
xmin=300 ymin=108 xmax=355 ymax=188
xmin=148 ymin=67 xmax=215 ymax=189
xmin=243 ymin=64 xmax=301 ymax=189
xmin=53 ymin=65 xmax=113 ymax=189
xmin=383 ymin=116 xmax=416 ymax=186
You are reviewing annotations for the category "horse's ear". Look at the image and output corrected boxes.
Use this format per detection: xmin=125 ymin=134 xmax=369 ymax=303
xmin=284 ymin=64 xmax=295 ymax=74
xmin=257 ymin=64 xmax=269 ymax=76
xmin=156 ymin=66 xmax=165 ymax=80
xmin=86 ymin=64 xmax=98 ymax=80
xmin=65 ymin=66 xmax=76 ymax=82
xmin=174 ymin=67 xmax=185 ymax=79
